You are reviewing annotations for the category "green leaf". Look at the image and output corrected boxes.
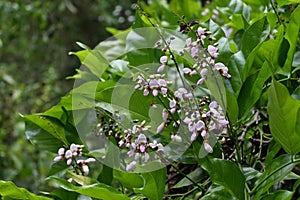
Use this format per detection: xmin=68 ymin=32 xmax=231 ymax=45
xmin=253 ymin=154 xmax=300 ymax=197
xmin=0 ymin=180 xmax=51 ymax=200
xmin=268 ymin=80 xmax=300 ymax=154
xmin=98 ymin=165 xmax=113 ymax=185
xmin=67 ymin=171 xmax=96 ymax=186
xmin=201 ymin=157 xmax=245 ymax=200
xmin=277 ymin=0 xmax=300 ymax=7
xmin=202 ymin=185 xmax=235 ymax=200
xmin=228 ymin=0 xmax=252 ymax=20
xmin=238 ymin=61 xmax=272 ymax=119
xmin=113 ymin=169 xmax=144 ymax=189
xmin=51 ymin=177 xmax=129 ymax=200
xmin=24 ymin=114 xmax=67 ymax=144
xmin=226 ymin=90 xmax=239 ymax=123
xmin=50 ymin=189 xmax=78 ymax=200
xmin=227 ymin=51 xmax=245 ymax=95
xmin=282 ymin=5 xmax=300 ymax=72
xmin=241 ymin=16 xmax=270 ymax=58
xmin=134 ymin=167 xmax=167 ymax=200
xmin=172 ymin=168 xmax=204 ymax=188
xmin=278 ymin=38 xmax=290 ymax=67
xmin=206 ymin=66 xmax=227 ymax=111
xmin=259 ymin=190 xmax=293 ymax=200
xmin=242 ymin=0 xmax=269 ymax=6
xmin=24 ymin=116 xmax=65 ymax=153
xmin=70 ymin=49 xmax=110 ymax=79
xmin=292 ymin=85 xmax=300 ymax=100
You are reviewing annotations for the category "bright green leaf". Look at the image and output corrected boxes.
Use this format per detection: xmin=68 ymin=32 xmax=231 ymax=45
xmin=0 ymin=180 xmax=51 ymax=200
xmin=51 ymin=177 xmax=129 ymax=200
xmin=277 ymin=0 xmax=300 ymax=7
xmin=268 ymin=80 xmax=300 ymax=154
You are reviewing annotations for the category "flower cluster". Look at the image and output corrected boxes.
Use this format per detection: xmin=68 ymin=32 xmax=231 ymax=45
xmin=53 ymin=143 xmax=96 ymax=175
xmin=183 ymin=26 xmax=231 ymax=86
xmin=135 ymin=74 xmax=169 ymax=97
xmin=117 ymin=120 xmax=165 ymax=171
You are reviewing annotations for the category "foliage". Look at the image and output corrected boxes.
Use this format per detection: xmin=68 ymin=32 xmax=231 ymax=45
xmin=0 ymin=0 xmax=135 ymax=193
xmin=2 ymin=0 xmax=300 ymax=199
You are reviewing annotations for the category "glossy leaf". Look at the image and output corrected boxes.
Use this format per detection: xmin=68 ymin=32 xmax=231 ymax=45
xmin=202 ymin=185 xmax=235 ymax=200
xmin=134 ymin=167 xmax=167 ymax=200
xmin=24 ymin=116 xmax=65 ymax=153
xmin=253 ymin=154 xmax=300 ymax=197
xmin=268 ymin=80 xmax=300 ymax=154
xmin=259 ymin=190 xmax=293 ymax=200
xmin=51 ymin=177 xmax=129 ymax=200
xmin=201 ymin=157 xmax=245 ymax=200
xmin=238 ymin=61 xmax=271 ymax=118
xmin=113 ymin=169 xmax=144 ymax=189
xmin=0 ymin=180 xmax=51 ymax=200
xmin=172 ymin=168 xmax=204 ymax=188
xmin=241 ymin=16 xmax=270 ymax=59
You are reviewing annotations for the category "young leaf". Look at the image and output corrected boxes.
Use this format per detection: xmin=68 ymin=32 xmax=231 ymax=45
xmin=268 ymin=80 xmax=300 ymax=154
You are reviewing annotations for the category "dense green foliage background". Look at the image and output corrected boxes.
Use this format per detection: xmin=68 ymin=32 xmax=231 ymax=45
xmin=0 ymin=0 xmax=135 ymax=192
xmin=1 ymin=0 xmax=300 ymax=199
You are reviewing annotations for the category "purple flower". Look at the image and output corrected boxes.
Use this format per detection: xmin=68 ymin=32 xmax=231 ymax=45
xmin=171 ymin=134 xmax=182 ymax=142
xmin=208 ymin=45 xmax=219 ymax=58
xmin=191 ymin=132 xmax=197 ymax=141
xmin=204 ymin=141 xmax=213 ymax=153
xmin=156 ymin=122 xmax=165 ymax=134
xmin=126 ymin=161 xmax=136 ymax=171
xmin=160 ymin=56 xmax=168 ymax=64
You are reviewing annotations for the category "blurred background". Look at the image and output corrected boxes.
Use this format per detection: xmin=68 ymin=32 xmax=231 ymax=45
xmin=0 ymin=0 xmax=135 ymax=193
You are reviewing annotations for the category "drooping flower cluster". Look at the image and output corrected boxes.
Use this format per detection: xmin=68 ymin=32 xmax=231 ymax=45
xmin=117 ymin=120 xmax=164 ymax=171
xmin=183 ymin=26 xmax=231 ymax=86
xmin=53 ymin=143 xmax=96 ymax=175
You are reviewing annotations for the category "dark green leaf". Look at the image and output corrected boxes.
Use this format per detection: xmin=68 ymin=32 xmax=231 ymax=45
xmin=172 ymin=168 xmax=204 ymax=188
xmin=253 ymin=155 xmax=300 ymax=197
xmin=134 ymin=166 xmax=167 ymax=200
xmin=113 ymin=169 xmax=144 ymax=189
xmin=241 ymin=16 xmax=270 ymax=58
xmin=201 ymin=157 xmax=245 ymax=200
xmin=202 ymin=185 xmax=235 ymax=200
xmin=259 ymin=190 xmax=293 ymax=200
xmin=238 ymin=61 xmax=272 ymax=119
xmin=278 ymin=37 xmax=290 ymax=67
